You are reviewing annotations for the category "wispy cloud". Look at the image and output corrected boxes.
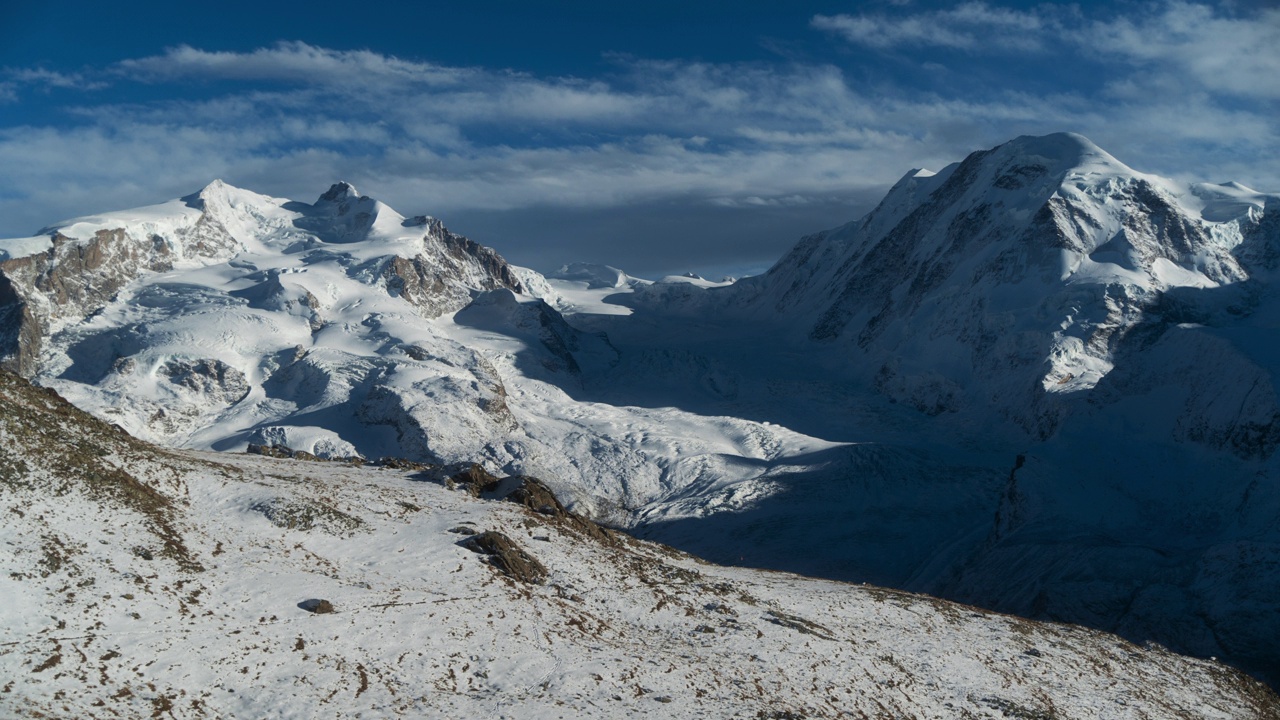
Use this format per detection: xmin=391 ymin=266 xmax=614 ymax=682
xmin=812 ymin=2 xmax=1055 ymax=52
xmin=1084 ymin=1 xmax=1280 ymax=100
xmin=0 ymin=3 xmax=1276 ymax=272
xmin=1 ymin=67 xmax=107 ymax=95
xmin=116 ymin=42 xmax=474 ymax=87
xmin=814 ymin=0 xmax=1279 ymax=101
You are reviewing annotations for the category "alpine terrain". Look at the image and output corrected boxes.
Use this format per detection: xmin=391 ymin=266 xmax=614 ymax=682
xmin=2 ymin=132 xmax=1279 ymax=699
xmin=2 ymin=367 xmax=1278 ymax=717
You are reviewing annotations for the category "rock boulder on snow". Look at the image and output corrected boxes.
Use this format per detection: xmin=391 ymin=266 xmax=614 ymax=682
xmin=462 ymin=530 xmax=549 ymax=584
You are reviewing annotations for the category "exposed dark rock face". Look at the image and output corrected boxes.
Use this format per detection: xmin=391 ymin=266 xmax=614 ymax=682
xmin=0 ymin=229 xmax=176 ymax=377
xmin=505 ymin=475 xmax=618 ymax=546
xmin=246 ymin=443 xmax=321 ymax=461
xmin=445 ymin=466 xmax=620 ymax=547
xmin=1237 ymin=199 xmax=1280 ymax=273
xmin=383 ymin=219 xmax=524 ymax=318
xmin=159 ymin=359 xmax=251 ymax=405
xmin=376 ymin=457 xmax=436 ymax=472
xmin=0 ymin=191 xmax=246 ymax=378
xmin=505 ymin=475 xmax=565 ymax=515
xmin=448 ymin=463 xmax=503 ymax=496
xmin=462 ymin=531 xmax=548 ymax=584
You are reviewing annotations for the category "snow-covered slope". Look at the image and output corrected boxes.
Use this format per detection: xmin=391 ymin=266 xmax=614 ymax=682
xmin=731 ymin=132 xmax=1274 ymax=436
xmin=0 ymin=181 xmax=842 ymax=527
xmin=2 ymin=369 xmax=1277 ymax=718
xmin=5 ymin=134 xmax=1280 ymax=690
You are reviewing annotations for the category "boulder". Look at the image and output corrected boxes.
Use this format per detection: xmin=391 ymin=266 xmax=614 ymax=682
xmin=462 ymin=531 xmax=547 ymax=584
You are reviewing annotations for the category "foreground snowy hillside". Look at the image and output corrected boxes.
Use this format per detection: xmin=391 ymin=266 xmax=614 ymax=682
xmin=2 ymin=369 xmax=1277 ymax=718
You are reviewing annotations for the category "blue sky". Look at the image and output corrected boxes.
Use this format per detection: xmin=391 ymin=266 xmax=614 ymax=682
xmin=1 ymin=1 xmax=1277 ymax=277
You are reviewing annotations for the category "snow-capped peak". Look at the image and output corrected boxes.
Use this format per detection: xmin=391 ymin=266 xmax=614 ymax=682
xmin=733 ymin=131 xmax=1275 ymax=428
xmin=199 ymin=177 xmax=231 ymax=195
xmin=0 ymin=180 xmax=528 ymax=380
xmin=183 ymin=178 xmax=286 ymax=217
xmin=317 ymin=180 xmax=360 ymax=203
xmin=997 ymin=131 xmax=1128 ymax=175
xmin=549 ymin=262 xmax=635 ymax=289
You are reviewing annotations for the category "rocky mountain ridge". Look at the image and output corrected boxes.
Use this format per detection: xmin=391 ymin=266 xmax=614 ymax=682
xmin=0 ymin=179 xmax=524 ymax=378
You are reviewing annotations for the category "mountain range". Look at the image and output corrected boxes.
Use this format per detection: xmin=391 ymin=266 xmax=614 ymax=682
xmin=2 ymin=131 xmax=1279 ymax=698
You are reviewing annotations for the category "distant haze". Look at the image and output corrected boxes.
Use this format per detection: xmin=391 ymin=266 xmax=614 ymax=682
xmin=442 ymin=195 xmax=878 ymax=279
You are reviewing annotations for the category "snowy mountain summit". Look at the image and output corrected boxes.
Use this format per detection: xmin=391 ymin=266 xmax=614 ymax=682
xmin=0 ymin=180 xmax=542 ymax=459
xmin=736 ymin=132 xmax=1277 ymax=439
xmin=0 ymin=180 xmax=522 ymax=372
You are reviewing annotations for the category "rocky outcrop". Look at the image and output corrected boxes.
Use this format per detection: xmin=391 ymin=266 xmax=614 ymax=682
xmin=445 ymin=465 xmax=620 ymax=547
xmin=0 ymin=230 xmax=175 ymax=376
xmin=159 ymin=359 xmax=250 ymax=405
xmin=384 ymin=217 xmax=524 ymax=318
xmin=461 ymin=530 xmax=548 ymax=584
xmin=447 ymin=463 xmax=503 ymax=495
xmin=299 ymin=598 xmax=336 ymax=614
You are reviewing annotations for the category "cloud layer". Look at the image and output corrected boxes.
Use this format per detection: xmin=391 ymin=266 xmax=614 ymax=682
xmin=1 ymin=1 xmax=1276 ymax=274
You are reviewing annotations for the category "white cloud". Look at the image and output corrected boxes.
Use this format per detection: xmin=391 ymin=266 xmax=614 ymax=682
xmin=2 ymin=67 xmax=106 ymax=92
xmin=812 ymin=2 xmax=1053 ymax=52
xmin=815 ymin=1 xmax=1279 ymax=101
xmin=1082 ymin=1 xmax=1280 ymax=100
xmin=116 ymin=41 xmax=473 ymax=87
xmin=0 ymin=16 xmax=1276 ymax=266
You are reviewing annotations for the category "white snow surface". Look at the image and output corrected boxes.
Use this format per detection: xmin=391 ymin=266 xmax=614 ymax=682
xmin=2 ymin=180 xmax=844 ymax=528
xmin=1 ymin=375 xmax=1275 ymax=718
